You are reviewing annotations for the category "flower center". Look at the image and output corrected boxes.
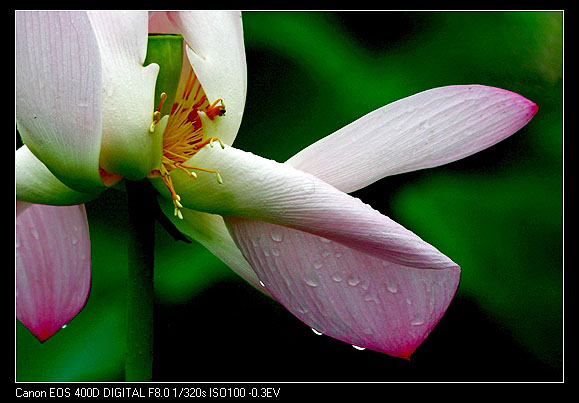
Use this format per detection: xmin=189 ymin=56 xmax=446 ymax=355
xmin=148 ymin=66 xmax=226 ymax=219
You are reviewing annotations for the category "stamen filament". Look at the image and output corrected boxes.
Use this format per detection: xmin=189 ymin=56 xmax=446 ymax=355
xmin=152 ymin=65 xmax=226 ymax=219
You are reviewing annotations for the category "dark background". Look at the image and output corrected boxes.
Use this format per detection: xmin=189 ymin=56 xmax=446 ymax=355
xmin=16 ymin=11 xmax=563 ymax=382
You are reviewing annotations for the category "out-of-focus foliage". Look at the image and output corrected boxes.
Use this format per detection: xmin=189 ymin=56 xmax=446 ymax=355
xmin=16 ymin=11 xmax=562 ymax=381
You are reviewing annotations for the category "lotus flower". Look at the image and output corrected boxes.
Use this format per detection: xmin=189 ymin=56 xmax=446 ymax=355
xmin=16 ymin=10 xmax=538 ymax=358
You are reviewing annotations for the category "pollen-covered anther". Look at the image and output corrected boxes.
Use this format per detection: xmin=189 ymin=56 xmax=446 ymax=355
xmin=149 ymin=92 xmax=168 ymax=133
xmin=205 ymin=98 xmax=226 ymax=120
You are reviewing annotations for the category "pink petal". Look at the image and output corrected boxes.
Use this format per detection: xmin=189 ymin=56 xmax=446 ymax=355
xmin=16 ymin=11 xmax=103 ymax=193
xmin=227 ymin=217 xmax=460 ymax=358
xmin=16 ymin=204 xmax=92 ymax=342
xmin=287 ymin=85 xmax=538 ymax=193
xmin=148 ymin=11 xmax=178 ymax=34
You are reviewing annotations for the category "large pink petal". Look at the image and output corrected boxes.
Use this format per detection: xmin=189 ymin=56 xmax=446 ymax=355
xmin=227 ymin=217 xmax=460 ymax=358
xmin=16 ymin=204 xmax=92 ymax=342
xmin=16 ymin=11 xmax=103 ymax=193
xmin=287 ymin=85 xmax=538 ymax=193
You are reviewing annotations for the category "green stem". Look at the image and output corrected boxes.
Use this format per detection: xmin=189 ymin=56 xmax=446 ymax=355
xmin=125 ymin=180 xmax=156 ymax=382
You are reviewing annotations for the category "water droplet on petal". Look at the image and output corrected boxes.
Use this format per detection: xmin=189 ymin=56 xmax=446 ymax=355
xmin=313 ymin=260 xmax=323 ymax=270
xmin=304 ymin=276 xmax=319 ymax=287
xmin=411 ymin=317 xmax=425 ymax=326
xmin=347 ymin=276 xmax=360 ymax=287
xmin=296 ymin=303 xmax=308 ymax=314
xmin=61 ymin=324 xmax=68 ymax=329
xmin=270 ymin=229 xmax=284 ymax=243
xmin=331 ymin=272 xmax=343 ymax=282
xmin=385 ymin=282 xmax=398 ymax=294
xmin=352 ymin=345 xmax=366 ymax=351
xmin=311 ymin=328 xmax=323 ymax=336
xmin=364 ymin=292 xmax=380 ymax=304
xmin=259 ymin=281 xmax=265 ymax=287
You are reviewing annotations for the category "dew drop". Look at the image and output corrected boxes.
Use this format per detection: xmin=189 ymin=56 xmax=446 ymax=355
xmin=347 ymin=276 xmax=360 ymax=287
xmin=311 ymin=328 xmax=323 ymax=336
xmin=71 ymin=236 xmax=79 ymax=245
xmin=385 ymin=282 xmax=398 ymax=294
xmin=272 ymin=247 xmax=281 ymax=257
xmin=352 ymin=345 xmax=366 ymax=351
xmin=259 ymin=281 xmax=265 ymax=287
xmin=411 ymin=317 xmax=425 ymax=326
xmin=364 ymin=293 xmax=380 ymax=304
xmin=295 ymin=303 xmax=308 ymax=314
xmin=61 ymin=324 xmax=68 ymax=329
xmin=331 ymin=272 xmax=343 ymax=282
xmin=319 ymin=237 xmax=331 ymax=244
xmin=270 ymin=229 xmax=284 ymax=243
xmin=304 ymin=277 xmax=319 ymax=288
xmin=313 ymin=261 xmax=323 ymax=270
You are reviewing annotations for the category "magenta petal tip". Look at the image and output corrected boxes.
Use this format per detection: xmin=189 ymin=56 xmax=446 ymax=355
xmin=16 ymin=204 xmax=92 ymax=343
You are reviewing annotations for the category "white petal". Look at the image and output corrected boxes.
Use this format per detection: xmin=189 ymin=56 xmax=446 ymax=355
xmin=150 ymin=145 xmax=456 ymax=269
xmin=86 ymin=11 xmax=161 ymax=180
xmin=16 ymin=146 xmax=100 ymax=206
xmin=162 ymin=11 xmax=247 ymax=146
xmin=287 ymin=85 xmax=538 ymax=193
xmin=156 ymin=198 xmax=270 ymax=296
xmin=16 ymin=11 xmax=103 ymax=192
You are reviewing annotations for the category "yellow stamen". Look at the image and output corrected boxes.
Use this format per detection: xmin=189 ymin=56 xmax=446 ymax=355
xmin=151 ymin=67 xmax=226 ymax=218
xmin=149 ymin=92 xmax=168 ymax=133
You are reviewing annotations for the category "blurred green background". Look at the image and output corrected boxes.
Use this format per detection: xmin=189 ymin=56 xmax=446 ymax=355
xmin=16 ymin=11 xmax=562 ymax=382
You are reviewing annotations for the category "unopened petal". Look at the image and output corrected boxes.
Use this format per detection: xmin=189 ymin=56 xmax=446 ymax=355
xmin=16 ymin=11 xmax=103 ymax=193
xmin=87 ymin=11 xmax=161 ymax=180
xmin=160 ymin=11 xmax=247 ymax=146
xmin=151 ymin=145 xmax=456 ymax=270
xmin=227 ymin=217 xmax=460 ymax=358
xmin=16 ymin=146 xmax=100 ymax=206
xmin=287 ymin=85 xmax=538 ymax=193
xmin=16 ymin=204 xmax=92 ymax=342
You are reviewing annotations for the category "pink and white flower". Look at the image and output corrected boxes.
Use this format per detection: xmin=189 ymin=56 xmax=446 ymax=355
xmin=16 ymin=11 xmax=537 ymax=357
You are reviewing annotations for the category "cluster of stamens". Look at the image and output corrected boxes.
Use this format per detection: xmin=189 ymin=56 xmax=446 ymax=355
xmin=148 ymin=68 xmax=226 ymax=219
